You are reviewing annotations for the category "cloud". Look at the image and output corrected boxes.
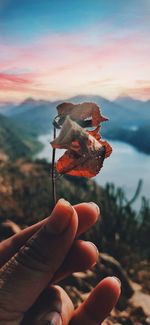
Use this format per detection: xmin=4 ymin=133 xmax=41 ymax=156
xmin=0 ymin=27 xmax=150 ymax=102
xmin=126 ymin=86 xmax=150 ymax=100
xmin=0 ymin=72 xmax=32 ymax=84
xmin=0 ymin=71 xmax=60 ymax=98
xmin=0 ymin=71 xmax=36 ymax=97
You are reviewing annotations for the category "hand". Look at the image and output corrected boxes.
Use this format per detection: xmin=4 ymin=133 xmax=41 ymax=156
xmin=0 ymin=199 xmax=121 ymax=324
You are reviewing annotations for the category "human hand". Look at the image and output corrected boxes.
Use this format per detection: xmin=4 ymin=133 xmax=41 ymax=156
xmin=0 ymin=199 xmax=121 ymax=324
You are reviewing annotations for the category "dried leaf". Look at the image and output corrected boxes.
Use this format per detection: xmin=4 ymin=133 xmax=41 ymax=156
xmin=55 ymin=102 xmax=108 ymax=128
xmin=87 ymin=127 xmax=112 ymax=158
xmin=51 ymin=117 xmax=112 ymax=178
xmin=87 ymin=126 xmax=101 ymax=141
xmin=55 ymin=146 xmax=106 ymax=178
xmin=99 ymin=140 xmax=112 ymax=158
xmin=51 ymin=116 xmax=89 ymax=152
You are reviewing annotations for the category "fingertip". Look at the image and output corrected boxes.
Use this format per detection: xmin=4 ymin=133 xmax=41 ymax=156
xmin=74 ymin=202 xmax=100 ymax=236
xmin=93 ymin=276 xmax=121 ymax=307
xmin=73 ymin=240 xmax=99 ymax=271
xmin=82 ymin=241 xmax=99 ymax=266
xmin=75 ymin=202 xmax=100 ymax=220
xmin=100 ymin=276 xmax=121 ymax=297
xmin=88 ymin=202 xmax=100 ymax=218
xmin=47 ymin=199 xmax=78 ymax=235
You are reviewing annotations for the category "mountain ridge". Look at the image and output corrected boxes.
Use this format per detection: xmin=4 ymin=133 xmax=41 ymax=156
xmin=0 ymin=95 xmax=150 ymax=126
xmin=0 ymin=95 xmax=150 ymax=154
xmin=1 ymin=94 xmax=149 ymax=133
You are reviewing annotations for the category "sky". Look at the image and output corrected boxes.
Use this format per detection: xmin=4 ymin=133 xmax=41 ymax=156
xmin=0 ymin=0 xmax=150 ymax=103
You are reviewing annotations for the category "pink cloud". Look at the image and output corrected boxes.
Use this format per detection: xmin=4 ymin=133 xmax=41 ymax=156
xmin=0 ymin=29 xmax=150 ymax=101
xmin=0 ymin=73 xmax=32 ymax=84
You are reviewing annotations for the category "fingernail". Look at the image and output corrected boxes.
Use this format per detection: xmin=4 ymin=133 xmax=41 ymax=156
xmin=89 ymin=202 xmax=100 ymax=216
xmin=86 ymin=241 xmax=99 ymax=257
xmin=45 ymin=199 xmax=74 ymax=234
xmin=112 ymin=276 xmax=121 ymax=287
xmin=41 ymin=311 xmax=62 ymax=324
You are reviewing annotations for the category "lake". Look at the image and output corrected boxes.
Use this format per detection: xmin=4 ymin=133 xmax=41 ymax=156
xmin=36 ymin=134 xmax=150 ymax=210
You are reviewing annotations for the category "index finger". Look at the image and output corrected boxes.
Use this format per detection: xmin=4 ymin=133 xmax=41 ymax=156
xmin=0 ymin=202 xmax=100 ymax=267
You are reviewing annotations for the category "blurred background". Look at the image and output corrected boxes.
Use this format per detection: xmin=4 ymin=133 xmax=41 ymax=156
xmin=0 ymin=1 xmax=150 ymax=324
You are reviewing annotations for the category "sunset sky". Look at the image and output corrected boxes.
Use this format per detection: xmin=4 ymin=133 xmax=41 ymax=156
xmin=0 ymin=0 xmax=150 ymax=103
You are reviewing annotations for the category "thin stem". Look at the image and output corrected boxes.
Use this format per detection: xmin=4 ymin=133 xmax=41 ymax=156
xmin=51 ymin=126 xmax=57 ymax=209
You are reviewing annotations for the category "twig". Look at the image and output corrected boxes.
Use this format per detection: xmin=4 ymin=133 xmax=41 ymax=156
xmin=51 ymin=126 xmax=57 ymax=209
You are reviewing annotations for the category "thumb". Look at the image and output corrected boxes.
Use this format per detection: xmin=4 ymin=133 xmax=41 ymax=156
xmin=22 ymin=285 xmax=74 ymax=325
xmin=0 ymin=199 xmax=78 ymax=323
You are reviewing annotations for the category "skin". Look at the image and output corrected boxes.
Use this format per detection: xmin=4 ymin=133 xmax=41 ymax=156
xmin=0 ymin=199 xmax=121 ymax=324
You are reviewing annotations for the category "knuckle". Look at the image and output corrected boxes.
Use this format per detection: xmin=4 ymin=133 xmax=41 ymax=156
xmin=0 ymin=307 xmax=22 ymax=324
xmin=16 ymin=227 xmax=54 ymax=273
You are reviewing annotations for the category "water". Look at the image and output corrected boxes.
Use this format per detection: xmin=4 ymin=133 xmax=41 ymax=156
xmin=36 ymin=134 xmax=150 ymax=210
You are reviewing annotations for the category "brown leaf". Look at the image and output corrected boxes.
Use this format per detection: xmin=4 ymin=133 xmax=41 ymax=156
xmin=87 ymin=126 xmax=101 ymax=141
xmin=56 ymin=146 xmax=106 ymax=178
xmin=56 ymin=102 xmax=108 ymax=127
xmin=51 ymin=117 xmax=89 ymax=152
xmin=51 ymin=117 xmax=112 ymax=178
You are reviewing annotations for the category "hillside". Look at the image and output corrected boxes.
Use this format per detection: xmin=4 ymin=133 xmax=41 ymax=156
xmin=114 ymin=96 xmax=150 ymax=125
xmin=0 ymin=159 xmax=149 ymax=324
xmin=102 ymin=124 xmax=150 ymax=154
xmin=4 ymin=98 xmax=56 ymax=136
xmin=0 ymin=158 xmax=103 ymax=225
xmin=0 ymin=114 xmax=43 ymax=160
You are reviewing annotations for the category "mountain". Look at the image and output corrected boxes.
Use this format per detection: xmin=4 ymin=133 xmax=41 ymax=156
xmin=114 ymin=96 xmax=150 ymax=125
xmin=1 ymin=95 xmax=150 ymax=154
xmin=5 ymin=98 xmax=58 ymax=136
xmin=1 ymin=95 xmax=150 ymax=135
xmin=5 ymin=98 xmax=53 ymax=116
xmin=102 ymin=124 xmax=150 ymax=154
xmin=0 ymin=102 xmax=15 ymax=115
xmin=114 ymin=95 xmax=142 ymax=110
xmin=137 ymin=100 xmax=150 ymax=125
xmin=69 ymin=95 xmax=134 ymax=126
xmin=0 ymin=114 xmax=43 ymax=160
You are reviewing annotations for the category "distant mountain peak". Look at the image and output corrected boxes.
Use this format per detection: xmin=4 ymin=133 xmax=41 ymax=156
xmin=20 ymin=97 xmax=52 ymax=107
xmin=115 ymin=94 xmax=135 ymax=101
xmin=21 ymin=97 xmax=36 ymax=105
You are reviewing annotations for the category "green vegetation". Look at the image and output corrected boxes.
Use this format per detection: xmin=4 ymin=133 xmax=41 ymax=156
xmin=0 ymin=114 xmax=43 ymax=160
xmin=85 ymin=183 xmax=150 ymax=265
